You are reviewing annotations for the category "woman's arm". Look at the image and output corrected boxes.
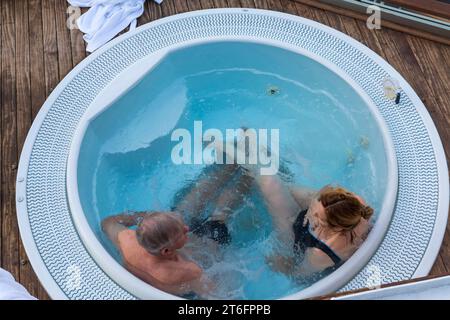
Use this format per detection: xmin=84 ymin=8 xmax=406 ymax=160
xmin=288 ymin=186 xmax=317 ymax=212
xmin=267 ymin=248 xmax=335 ymax=278
xmin=294 ymin=248 xmax=335 ymax=277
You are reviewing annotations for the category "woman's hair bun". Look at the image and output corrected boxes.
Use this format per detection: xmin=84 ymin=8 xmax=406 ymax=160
xmin=361 ymin=205 xmax=374 ymax=220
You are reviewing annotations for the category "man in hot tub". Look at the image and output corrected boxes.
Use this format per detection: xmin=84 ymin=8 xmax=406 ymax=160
xmin=101 ymin=163 xmax=252 ymax=298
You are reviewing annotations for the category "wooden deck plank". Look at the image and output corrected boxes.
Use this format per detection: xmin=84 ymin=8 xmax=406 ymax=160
xmin=278 ymin=0 xmax=299 ymax=13
xmin=430 ymin=254 xmax=449 ymax=276
xmin=14 ymin=0 xmax=35 ymax=298
xmin=29 ymin=0 xmax=47 ymax=120
xmin=292 ymin=1 xmax=320 ymax=20
xmin=227 ymin=0 xmax=242 ymax=8
xmin=54 ymin=0 xmax=73 ymax=80
xmin=187 ymin=0 xmax=204 ymax=11
xmin=354 ymin=20 xmax=386 ymax=57
xmin=407 ymin=37 xmax=450 ymax=132
xmin=1 ymin=0 xmax=20 ymax=285
xmin=172 ymin=0 xmax=190 ymax=14
xmin=386 ymin=0 xmax=450 ymax=20
xmin=42 ymin=0 xmax=60 ymax=96
xmin=55 ymin=0 xmax=73 ymax=81
xmin=199 ymin=0 xmax=216 ymax=9
xmin=323 ymin=9 xmax=348 ymax=32
xmin=2 ymin=0 xmax=449 ymax=299
xmin=160 ymin=0 xmax=177 ymax=16
xmin=335 ymin=14 xmax=366 ymax=44
xmin=146 ymin=0 xmax=163 ymax=22
xmin=264 ymin=0 xmax=284 ymax=12
xmin=212 ymin=0 xmax=230 ymax=8
xmin=68 ymin=4 xmax=86 ymax=66
xmin=240 ymin=0 xmax=257 ymax=8
xmin=253 ymin=0 xmax=270 ymax=10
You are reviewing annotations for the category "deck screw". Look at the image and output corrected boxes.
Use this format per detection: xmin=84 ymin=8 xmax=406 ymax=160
xmin=17 ymin=196 xmax=24 ymax=202
xmin=20 ymin=259 xmax=28 ymax=266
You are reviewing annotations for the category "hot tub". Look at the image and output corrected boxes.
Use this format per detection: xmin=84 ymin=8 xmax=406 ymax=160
xmin=16 ymin=9 xmax=448 ymax=300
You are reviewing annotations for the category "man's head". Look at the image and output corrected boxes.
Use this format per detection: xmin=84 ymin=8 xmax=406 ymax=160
xmin=136 ymin=212 xmax=189 ymax=257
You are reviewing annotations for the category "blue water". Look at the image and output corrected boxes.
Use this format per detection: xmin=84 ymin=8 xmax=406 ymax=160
xmin=78 ymin=42 xmax=388 ymax=299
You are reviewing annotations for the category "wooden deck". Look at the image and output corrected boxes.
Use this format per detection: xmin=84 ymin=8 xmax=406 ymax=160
xmin=1 ymin=0 xmax=449 ymax=300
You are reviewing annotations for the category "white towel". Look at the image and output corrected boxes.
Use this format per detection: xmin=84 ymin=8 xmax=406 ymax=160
xmin=68 ymin=0 xmax=164 ymax=52
xmin=0 ymin=267 xmax=37 ymax=300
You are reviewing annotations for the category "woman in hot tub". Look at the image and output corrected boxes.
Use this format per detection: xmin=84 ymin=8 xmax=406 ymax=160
xmin=222 ymin=140 xmax=374 ymax=279
xmin=261 ymin=178 xmax=373 ymax=278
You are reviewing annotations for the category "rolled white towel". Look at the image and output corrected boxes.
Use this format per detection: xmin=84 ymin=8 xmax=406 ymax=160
xmin=67 ymin=0 xmax=163 ymax=52
xmin=0 ymin=267 xmax=37 ymax=300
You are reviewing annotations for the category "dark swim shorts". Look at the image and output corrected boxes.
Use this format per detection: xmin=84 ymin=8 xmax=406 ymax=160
xmin=189 ymin=217 xmax=231 ymax=245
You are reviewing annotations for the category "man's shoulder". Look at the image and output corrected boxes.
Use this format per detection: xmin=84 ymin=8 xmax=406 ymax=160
xmin=117 ymin=229 xmax=140 ymax=253
xmin=118 ymin=229 xmax=136 ymax=241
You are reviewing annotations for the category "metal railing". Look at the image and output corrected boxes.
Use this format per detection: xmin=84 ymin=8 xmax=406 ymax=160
xmin=320 ymin=0 xmax=450 ymax=38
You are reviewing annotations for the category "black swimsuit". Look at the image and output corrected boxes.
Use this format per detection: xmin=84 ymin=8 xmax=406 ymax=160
xmin=293 ymin=209 xmax=343 ymax=272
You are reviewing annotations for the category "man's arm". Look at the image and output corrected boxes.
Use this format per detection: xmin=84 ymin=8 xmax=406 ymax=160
xmin=101 ymin=212 xmax=147 ymax=248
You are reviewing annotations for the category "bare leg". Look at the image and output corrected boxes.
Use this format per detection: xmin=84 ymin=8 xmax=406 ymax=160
xmin=253 ymin=174 xmax=300 ymax=247
xmin=210 ymin=169 xmax=254 ymax=222
xmin=174 ymin=164 xmax=240 ymax=218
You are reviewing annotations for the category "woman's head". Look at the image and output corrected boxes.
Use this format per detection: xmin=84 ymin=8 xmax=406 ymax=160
xmin=136 ymin=212 xmax=189 ymax=257
xmin=309 ymin=186 xmax=373 ymax=232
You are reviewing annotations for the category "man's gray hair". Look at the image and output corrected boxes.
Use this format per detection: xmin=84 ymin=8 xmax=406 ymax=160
xmin=136 ymin=212 xmax=185 ymax=255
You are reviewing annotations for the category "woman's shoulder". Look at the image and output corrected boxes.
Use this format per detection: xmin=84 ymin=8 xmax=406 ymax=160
xmin=329 ymin=218 xmax=371 ymax=259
